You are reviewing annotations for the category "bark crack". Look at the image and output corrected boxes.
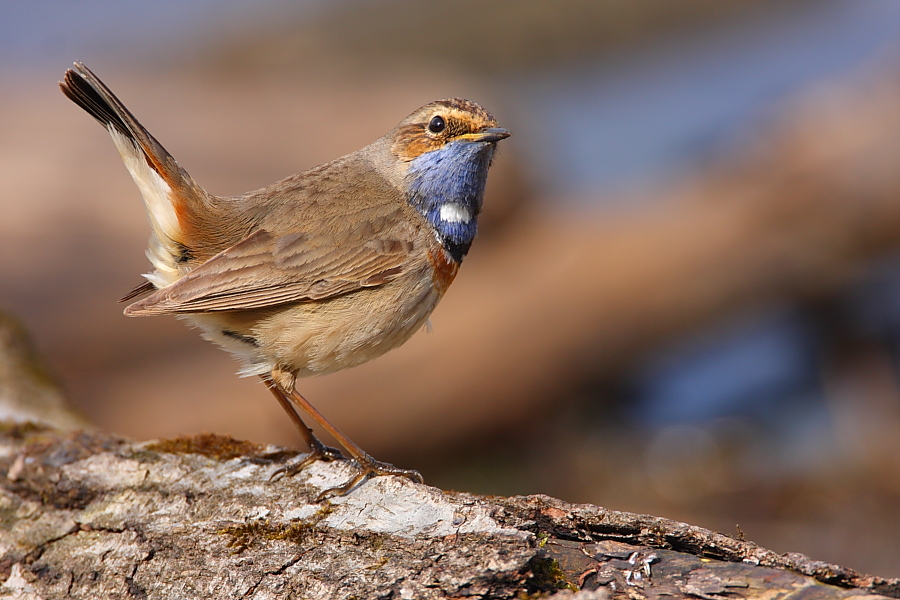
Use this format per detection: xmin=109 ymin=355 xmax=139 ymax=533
xmin=241 ymin=550 xmax=310 ymax=599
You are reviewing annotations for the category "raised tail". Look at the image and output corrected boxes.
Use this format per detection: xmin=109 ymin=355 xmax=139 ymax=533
xmin=60 ymin=62 xmax=201 ymax=290
xmin=60 ymin=63 xmax=169 ymax=171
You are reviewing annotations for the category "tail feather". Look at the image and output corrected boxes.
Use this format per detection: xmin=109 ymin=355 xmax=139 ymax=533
xmin=60 ymin=62 xmax=199 ymax=290
xmin=60 ymin=62 xmax=174 ymax=180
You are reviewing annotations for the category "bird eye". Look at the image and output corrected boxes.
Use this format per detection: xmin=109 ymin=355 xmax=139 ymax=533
xmin=428 ymin=115 xmax=446 ymax=133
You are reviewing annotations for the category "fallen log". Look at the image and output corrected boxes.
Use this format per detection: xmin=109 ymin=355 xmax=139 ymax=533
xmin=1 ymin=426 xmax=896 ymax=599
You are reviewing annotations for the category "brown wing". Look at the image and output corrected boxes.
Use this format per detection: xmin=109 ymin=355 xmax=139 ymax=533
xmin=124 ymin=228 xmax=415 ymax=316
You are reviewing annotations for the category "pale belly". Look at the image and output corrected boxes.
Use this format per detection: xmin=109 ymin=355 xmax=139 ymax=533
xmin=184 ymin=269 xmax=443 ymax=381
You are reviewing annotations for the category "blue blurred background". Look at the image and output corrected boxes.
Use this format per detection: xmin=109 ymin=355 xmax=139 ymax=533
xmin=2 ymin=0 xmax=900 ymax=578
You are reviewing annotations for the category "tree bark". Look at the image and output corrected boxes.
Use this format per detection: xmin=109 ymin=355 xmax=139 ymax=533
xmin=1 ymin=426 xmax=897 ymax=599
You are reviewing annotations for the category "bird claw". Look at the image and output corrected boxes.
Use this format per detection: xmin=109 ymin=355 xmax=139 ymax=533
xmin=315 ymin=458 xmax=424 ymax=501
xmin=269 ymin=444 xmax=346 ymax=482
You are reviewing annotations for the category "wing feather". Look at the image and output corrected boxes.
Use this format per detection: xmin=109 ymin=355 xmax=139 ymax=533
xmin=124 ymin=226 xmax=416 ymax=315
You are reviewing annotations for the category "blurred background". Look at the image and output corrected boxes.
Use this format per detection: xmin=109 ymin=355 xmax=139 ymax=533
xmin=2 ymin=0 xmax=900 ymax=578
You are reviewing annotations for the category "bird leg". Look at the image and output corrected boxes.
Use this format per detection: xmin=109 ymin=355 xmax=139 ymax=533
xmin=268 ymin=377 xmax=423 ymax=499
xmin=262 ymin=376 xmax=346 ymax=481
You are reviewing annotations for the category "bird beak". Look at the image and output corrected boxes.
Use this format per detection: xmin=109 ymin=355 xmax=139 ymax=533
xmin=459 ymin=127 xmax=511 ymax=143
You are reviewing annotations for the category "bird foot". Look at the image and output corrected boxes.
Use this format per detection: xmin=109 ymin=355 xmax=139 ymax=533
xmin=269 ymin=443 xmax=346 ymax=482
xmin=316 ymin=458 xmax=424 ymax=501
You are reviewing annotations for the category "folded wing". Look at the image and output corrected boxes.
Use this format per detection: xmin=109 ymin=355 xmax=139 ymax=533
xmin=124 ymin=228 xmax=414 ymax=315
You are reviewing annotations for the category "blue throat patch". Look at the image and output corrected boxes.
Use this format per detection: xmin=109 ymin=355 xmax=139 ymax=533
xmin=406 ymin=140 xmax=494 ymax=262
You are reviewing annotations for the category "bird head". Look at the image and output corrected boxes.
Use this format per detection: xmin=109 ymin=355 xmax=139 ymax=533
xmin=389 ymin=98 xmax=510 ymax=262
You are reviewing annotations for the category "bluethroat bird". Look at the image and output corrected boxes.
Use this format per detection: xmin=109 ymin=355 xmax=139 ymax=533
xmin=60 ymin=62 xmax=509 ymax=497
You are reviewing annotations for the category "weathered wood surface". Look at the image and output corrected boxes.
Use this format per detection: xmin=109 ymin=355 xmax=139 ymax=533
xmin=1 ymin=425 xmax=897 ymax=599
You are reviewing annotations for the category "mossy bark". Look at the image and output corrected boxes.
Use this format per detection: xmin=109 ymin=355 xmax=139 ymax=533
xmin=1 ymin=425 xmax=897 ymax=599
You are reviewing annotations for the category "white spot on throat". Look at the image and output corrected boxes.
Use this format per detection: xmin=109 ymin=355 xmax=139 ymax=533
xmin=438 ymin=203 xmax=471 ymax=224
